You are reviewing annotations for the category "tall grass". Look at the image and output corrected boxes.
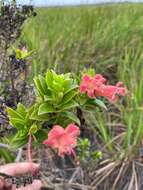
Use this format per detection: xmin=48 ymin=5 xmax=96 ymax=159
xmin=118 ymin=47 xmax=143 ymax=151
xmin=21 ymin=4 xmax=143 ymax=77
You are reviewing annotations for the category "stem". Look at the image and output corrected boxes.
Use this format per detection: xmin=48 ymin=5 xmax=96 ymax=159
xmin=21 ymin=60 xmax=28 ymax=101
xmin=27 ymin=132 xmax=39 ymax=176
xmin=76 ymin=107 xmax=85 ymax=127
xmin=27 ymin=133 xmax=32 ymax=163
xmin=9 ymin=58 xmax=17 ymax=106
xmin=76 ymin=107 xmax=95 ymax=142
xmin=27 ymin=133 xmax=39 ymax=175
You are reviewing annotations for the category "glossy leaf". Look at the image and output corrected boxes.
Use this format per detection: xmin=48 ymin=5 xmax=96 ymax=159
xmin=7 ymin=107 xmax=24 ymax=120
xmin=10 ymin=118 xmax=25 ymax=129
xmin=60 ymin=100 xmax=79 ymax=110
xmin=62 ymin=90 xmax=77 ymax=105
xmin=38 ymin=75 xmax=48 ymax=94
xmin=34 ymin=77 xmax=45 ymax=97
xmin=30 ymin=107 xmax=49 ymax=121
xmin=60 ymin=111 xmax=80 ymax=125
xmin=17 ymin=103 xmax=27 ymax=117
xmin=38 ymin=103 xmax=55 ymax=115
xmin=94 ymin=99 xmax=107 ymax=110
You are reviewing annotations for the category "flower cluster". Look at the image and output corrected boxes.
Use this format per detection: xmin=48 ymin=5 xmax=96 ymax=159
xmin=80 ymin=74 xmax=127 ymax=103
xmin=43 ymin=124 xmax=80 ymax=157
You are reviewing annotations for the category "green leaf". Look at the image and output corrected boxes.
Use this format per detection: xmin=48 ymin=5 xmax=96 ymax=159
xmin=11 ymin=130 xmax=28 ymax=148
xmin=60 ymin=111 xmax=80 ymax=125
xmin=78 ymin=94 xmax=87 ymax=106
xmin=34 ymin=129 xmax=47 ymax=143
xmin=38 ymin=103 xmax=55 ymax=115
xmin=85 ymin=99 xmax=107 ymax=110
xmin=30 ymin=123 xmax=40 ymax=134
xmin=10 ymin=118 xmax=25 ymax=129
xmin=60 ymin=100 xmax=79 ymax=110
xmin=24 ymin=112 xmax=31 ymax=126
xmin=38 ymin=75 xmax=48 ymax=94
xmin=30 ymin=107 xmax=49 ymax=121
xmin=94 ymin=99 xmax=107 ymax=110
xmin=50 ymin=81 xmax=63 ymax=93
xmin=61 ymin=79 xmax=71 ymax=90
xmin=45 ymin=70 xmax=54 ymax=89
xmin=87 ymin=68 xmax=95 ymax=77
xmin=15 ymin=48 xmax=34 ymax=60
xmin=62 ymin=90 xmax=77 ymax=105
xmin=64 ymin=84 xmax=78 ymax=94
xmin=44 ymin=95 xmax=53 ymax=101
xmin=21 ymin=50 xmax=34 ymax=59
xmin=7 ymin=107 xmax=24 ymax=119
xmin=17 ymin=103 xmax=27 ymax=117
xmin=0 ymin=149 xmax=15 ymax=163
xmin=34 ymin=77 xmax=45 ymax=97
xmin=15 ymin=49 xmax=22 ymax=59
xmin=91 ymin=150 xmax=103 ymax=160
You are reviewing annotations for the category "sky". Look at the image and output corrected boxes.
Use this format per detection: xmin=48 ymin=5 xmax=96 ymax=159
xmin=17 ymin=0 xmax=142 ymax=6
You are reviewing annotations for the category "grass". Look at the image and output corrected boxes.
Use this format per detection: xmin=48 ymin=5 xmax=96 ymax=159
xmin=20 ymin=4 xmax=143 ymax=77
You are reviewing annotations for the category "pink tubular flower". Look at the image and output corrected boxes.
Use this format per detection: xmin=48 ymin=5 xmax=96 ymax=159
xmin=94 ymin=82 xmax=127 ymax=103
xmin=43 ymin=124 xmax=80 ymax=157
xmin=80 ymin=74 xmax=127 ymax=103
xmin=80 ymin=74 xmax=106 ymax=98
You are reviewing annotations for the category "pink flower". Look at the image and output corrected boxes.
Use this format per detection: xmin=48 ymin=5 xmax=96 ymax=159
xmin=80 ymin=74 xmax=127 ymax=102
xmin=94 ymin=82 xmax=127 ymax=103
xmin=80 ymin=74 xmax=106 ymax=98
xmin=43 ymin=124 xmax=80 ymax=157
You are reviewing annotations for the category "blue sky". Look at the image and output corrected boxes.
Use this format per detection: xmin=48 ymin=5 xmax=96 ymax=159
xmin=17 ymin=0 xmax=142 ymax=6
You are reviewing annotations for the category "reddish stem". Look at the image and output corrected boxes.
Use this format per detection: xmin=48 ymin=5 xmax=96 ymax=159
xmin=27 ymin=133 xmax=32 ymax=163
xmin=27 ymin=133 xmax=39 ymax=175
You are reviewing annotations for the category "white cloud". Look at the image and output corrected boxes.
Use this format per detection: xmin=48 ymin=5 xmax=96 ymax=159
xmin=17 ymin=0 xmax=143 ymax=6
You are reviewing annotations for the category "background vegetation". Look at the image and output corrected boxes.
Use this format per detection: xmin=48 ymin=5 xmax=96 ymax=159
xmin=3 ymin=3 xmax=143 ymax=188
xmin=20 ymin=3 xmax=143 ymax=156
xmin=21 ymin=4 xmax=143 ymax=76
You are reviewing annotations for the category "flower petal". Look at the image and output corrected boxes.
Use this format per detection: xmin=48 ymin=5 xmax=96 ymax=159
xmin=43 ymin=124 xmax=80 ymax=157
xmin=43 ymin=125 xmax=65 ymax=147
xmin=65 ymin=124 xmax=80 ymax=137
xmin=87 ymin=89 xmax=95 ymax=98
xmin=48 ymin=125 xmax=65 ymax=138
xmin=83 ymin=75 xmax=91 ymax=82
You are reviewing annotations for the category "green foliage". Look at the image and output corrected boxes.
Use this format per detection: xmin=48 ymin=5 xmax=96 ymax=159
xmin=21 ymin=4 xmax=143 ymax=77
xmin=33 ymin=70 xmax=80 ymax=125
xmin=77 ymin=138 xmax=91 ymax=161
xmin=77 ymin=138 xmax=102 ymax=161
xmin=0 ymin=149 xmax=15 ymax=163
xmin=118 ymin=48 xmax=143 ymax=153
xmin=33 ymin=69 xmax=106 ymax=126
xmin=7 ymin=103 xmax=45 ymax=148
xmin=0 ymin=138 xmax=15 ymax=163
xmin=34 ymin=70 xmax=78 ymax=110
xmin=91 ymin=150 xmax=102 ymax=160
xmin=7 ymin=103 xmax=30 ymax=130
xmin=82 ymin=68 xmax=95 ymax=77
xmin=82 ymin=98 xmax=107 ymax=111
xmin=5 ymin=69 xmax=107 ymax=151
xmin=15 ymin=48 xmax=34 ymax=60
